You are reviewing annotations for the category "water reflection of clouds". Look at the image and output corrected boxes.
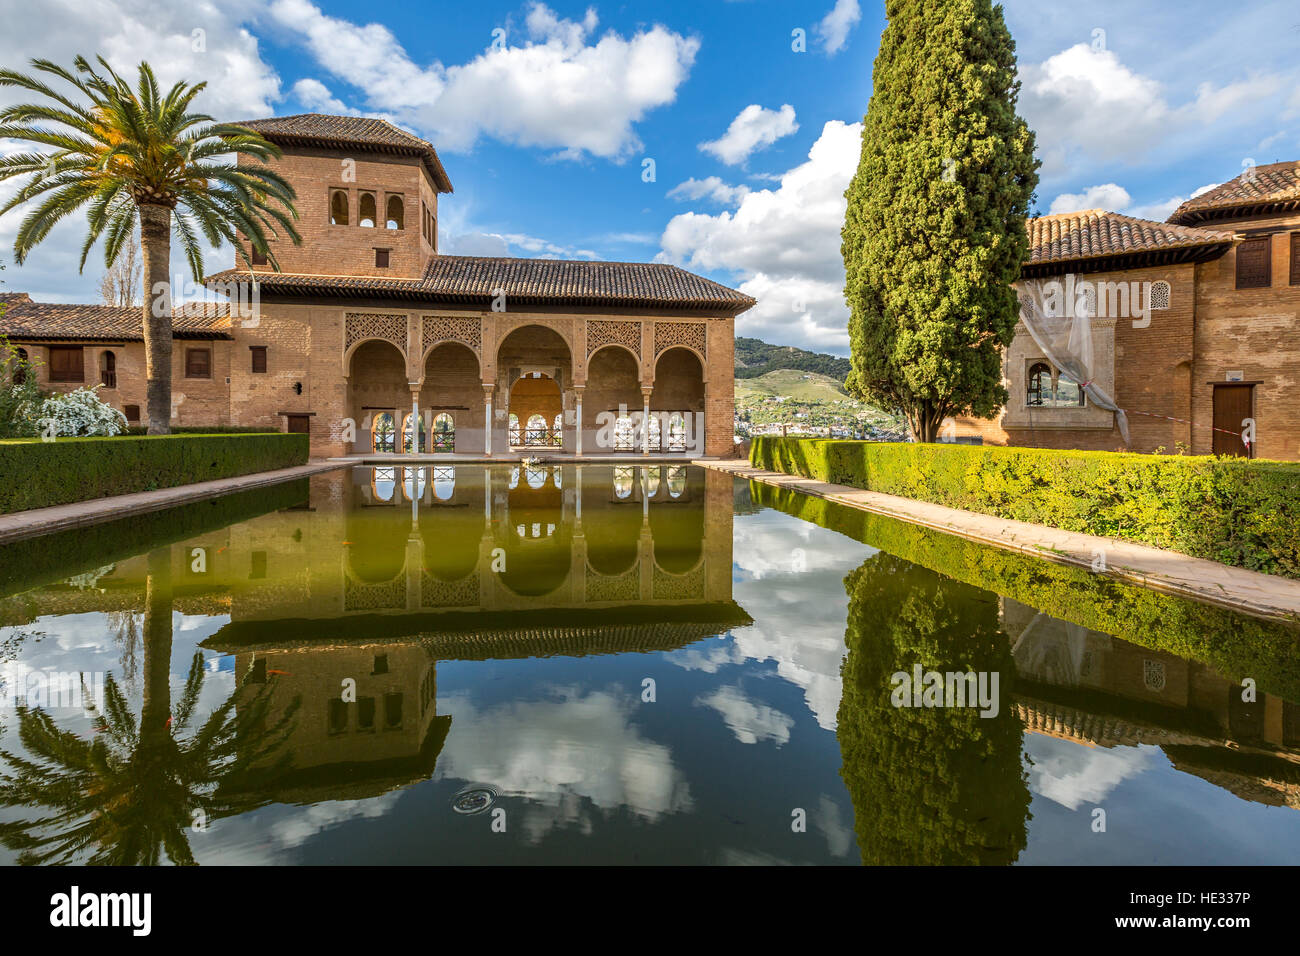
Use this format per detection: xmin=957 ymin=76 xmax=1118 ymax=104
xmin=1024 ymin=733 xmax=1155 ymax=810
xmin=695 ymin=683 xmax=794 ymax=746
xmin=436 ymin=686 xmax=692 ymax=842
xmin=668 ymin=510 xmax=870 ymax=730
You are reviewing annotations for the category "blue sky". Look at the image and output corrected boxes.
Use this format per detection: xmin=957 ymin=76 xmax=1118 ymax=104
xmin=1 ymin=0 xmax=1298 ymax=354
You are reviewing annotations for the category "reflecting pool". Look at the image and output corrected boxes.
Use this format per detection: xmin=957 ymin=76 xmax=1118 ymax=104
xmin=0 ymin=464 xmax=1297 ymax=864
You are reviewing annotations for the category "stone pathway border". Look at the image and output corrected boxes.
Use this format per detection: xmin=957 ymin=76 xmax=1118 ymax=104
xmin=697 ymin=458 xmax=1300 ymax=623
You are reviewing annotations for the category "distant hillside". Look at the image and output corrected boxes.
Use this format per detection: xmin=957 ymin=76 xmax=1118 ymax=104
xmin=734 ymin=337 xmax=852 ymax=381
xmin=735 ymin=369 xmax=849 ymax=404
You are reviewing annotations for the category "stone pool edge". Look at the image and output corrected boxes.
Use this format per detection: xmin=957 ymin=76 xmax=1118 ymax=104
xmin=0 ymin=461 xmax=346 ymax=545
xmin=696 ymin=458 xmax=1300 ymax=624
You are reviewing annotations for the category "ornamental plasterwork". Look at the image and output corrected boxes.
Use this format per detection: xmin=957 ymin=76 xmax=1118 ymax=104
xmin=422 ymin=315 xmax=482 ymax=357
xmin=653 ymin=321 xmax=707 ymax=359
xmin=345 ymin=312 xmax=408 ymax=356
xmin=586 ymin=319 xmax=642 ymax=360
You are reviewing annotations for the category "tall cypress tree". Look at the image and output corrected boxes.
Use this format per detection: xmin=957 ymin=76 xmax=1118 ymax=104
xmin=842 ymin=0 xmax=1038 ymax=442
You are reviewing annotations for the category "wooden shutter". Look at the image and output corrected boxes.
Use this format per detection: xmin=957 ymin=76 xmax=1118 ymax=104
xmin=1235 ymin=236 xmax=1271 ymax=289
xmin=48 ymin=346 xmax=84 ymax=382
xmin=1290 ymin=233 xmax=1300 ymax=285
xmin=185 ymin=348 xmax=211 ymax=378
xmin=250 ymin=346 xmax=267 ymax=373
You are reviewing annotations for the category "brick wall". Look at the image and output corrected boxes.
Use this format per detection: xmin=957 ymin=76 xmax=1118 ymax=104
xmin=1191 ymin=213 xmax=1300 ymax=460
xmin=237 ymin=147 xmax=437 ymax=280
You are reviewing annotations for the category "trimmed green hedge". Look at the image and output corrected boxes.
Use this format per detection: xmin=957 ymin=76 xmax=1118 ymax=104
xmin=0 ymin=433 xmax=309 ymax=514
xmin=122 ymin=425 xmax=281 ymax=436
xmin=751 ymin=437 xmax=1300 ymax=579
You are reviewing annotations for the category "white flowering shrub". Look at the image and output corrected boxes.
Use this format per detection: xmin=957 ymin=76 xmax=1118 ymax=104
xmin=34 ymin=386 xmax=128 ymax=437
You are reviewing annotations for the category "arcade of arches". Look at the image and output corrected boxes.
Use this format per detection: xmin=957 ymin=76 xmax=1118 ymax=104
xmin=344 ymin=315 xmax=719 ymax=457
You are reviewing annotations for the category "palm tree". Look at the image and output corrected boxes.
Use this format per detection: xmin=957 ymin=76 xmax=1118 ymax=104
xmin=0 ymin=56 xmax=300 ymax=433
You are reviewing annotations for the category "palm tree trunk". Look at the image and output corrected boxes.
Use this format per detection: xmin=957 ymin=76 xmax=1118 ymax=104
xmin=141 ymin=546 xmax=174 ymax=748
xmin=140 ymin=203 xmax=172 ymax=435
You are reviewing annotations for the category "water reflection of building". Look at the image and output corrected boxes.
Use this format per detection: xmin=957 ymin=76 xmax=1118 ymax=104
xmin=189 ymin=464 xmax=745 ymax=804
xmin=1004 ymin=597 xmax=1300 ymax=809
xmin=229 ymin=641 xmax=451 ymax=804
xmin=222 ymin=464 xmax=734 ymax=623
xmin=0 ymin=465 xmax=748 ymax=808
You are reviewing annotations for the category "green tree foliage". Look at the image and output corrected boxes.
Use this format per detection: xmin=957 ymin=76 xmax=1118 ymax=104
xmin=837 ymin=552 xmax=1031 ymax=864
xmin=842 ymin=0 xmax=1038 ymax=441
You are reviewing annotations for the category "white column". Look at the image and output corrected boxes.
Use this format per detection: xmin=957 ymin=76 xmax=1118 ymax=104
xmin=410 ymin=390 xmax=420 ymax=455
xmin=574 ymin=388 xmax=584 ymax=457
xmin=641 ymin=387 xmax=652 ymax=457
xmin=483 ymin=387 xmax=493 ymax=457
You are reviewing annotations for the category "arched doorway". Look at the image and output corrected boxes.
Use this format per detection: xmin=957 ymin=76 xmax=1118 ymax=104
xmin=349 ymin=339 xmax=410 ymax=454
xmin=420 ymin=340 xmax=481 ymax=453
xmin=496 ymin=324 xmax=572 ymax=452
xmin=586 ymin=346 xmax=642 ymax=454
xmin=651 ymin=347 xmax=705 ymax=455
xmin=510 ymin=375 xmax=562 ymax=447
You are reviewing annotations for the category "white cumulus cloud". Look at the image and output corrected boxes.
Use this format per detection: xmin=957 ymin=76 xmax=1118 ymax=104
xmin=660 ymin=119 xmax=862 ymax=350
xmin=266 ymin=0 xmax=699 ymax=160
xmin=699 ymin=104 xmax=799 ymax=166
xmin=816 ymin=0 xmax=861 ymax=56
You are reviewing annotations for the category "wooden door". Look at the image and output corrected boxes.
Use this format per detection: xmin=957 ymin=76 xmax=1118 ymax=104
xmin=1212 ymin=385 xmax=1253 ymax=457
xmin=286 ymin=414 xmax=311 ymax=435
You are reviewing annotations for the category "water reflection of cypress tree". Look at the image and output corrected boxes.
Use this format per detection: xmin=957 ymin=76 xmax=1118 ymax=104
xmin=0 ymin=547 xmax=297 ymax=865
xmin=838 ymin=552 xmax=1030 ymax=865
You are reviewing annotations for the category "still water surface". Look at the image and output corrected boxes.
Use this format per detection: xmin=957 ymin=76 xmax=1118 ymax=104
xmin=0 ymin=464 xmax=1297 ymax=864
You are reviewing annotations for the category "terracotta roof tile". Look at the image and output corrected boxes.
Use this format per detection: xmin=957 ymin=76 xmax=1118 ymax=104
xmin=205 ymin=255 xmax=756 ymax=314
xmin=233 ymin=113 xmax=454 ymax=193
xmin=1024 ymin=209 xmax=1234 ymax=273
xmin=1167 ymin=160 xmax=1300 ymax=224
xmin=0 ymin=299 xmax=232 ymax=342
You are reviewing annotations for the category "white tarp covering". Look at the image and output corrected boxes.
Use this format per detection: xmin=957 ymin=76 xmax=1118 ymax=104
xmin=1016 ymin=279 xmax=1130 ymax=444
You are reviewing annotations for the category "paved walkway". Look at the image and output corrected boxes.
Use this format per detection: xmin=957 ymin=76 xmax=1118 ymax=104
xmin=697 ymin=459 xmax=1300 ymax=623
xmin=0 ymin=461 xmax=344 ymax=545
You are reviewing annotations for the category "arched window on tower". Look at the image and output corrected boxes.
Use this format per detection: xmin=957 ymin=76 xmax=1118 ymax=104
xmin=330 ymin=190 xmax=349 ymax=226
xmin=386 ymin=195 xmax=404 ymax=230
xmin=359 ymin=193 xmax=376 ymax=228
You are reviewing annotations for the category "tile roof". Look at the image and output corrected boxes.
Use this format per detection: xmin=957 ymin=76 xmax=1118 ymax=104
xmin=1023 ymin=209 xmax=1235 ymax=275
xmin=206 ymin=255 xmax=757 ymax=314
xmin=233 ymin=113 xmax=454 ymax=193
xmin=0 ymin=298 xmax=232 ymax=341
xmin=1167 ymin=160 xmax=1300 ymax=225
